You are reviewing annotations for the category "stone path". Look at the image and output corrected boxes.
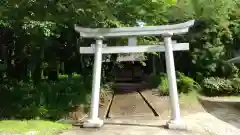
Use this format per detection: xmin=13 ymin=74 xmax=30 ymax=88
xmin=108 ymin=91 xmax=154 ymax=118
xmin=60 ymin=110 xmax=240 ymax=135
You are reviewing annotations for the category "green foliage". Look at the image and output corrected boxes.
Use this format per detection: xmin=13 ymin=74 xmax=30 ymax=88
xmin=201 ymin=77 xmax=240 ymax=96
xmin=188 ymin=23 xmax=237 ymax=81
xmin=168 ymin=0 xmax=237 ymax=22
xmin=166 ymin=0 xmax=240 ymax=82
xmin=177 ymin=72 xmax=201 ymax=93
xmin=158 ymin=74 xmax=169 ymax=96
xmin=1 ymin=0 xmax=240 ymax=120
xmin=149 ymin=72 xmax=201 ymax=96
xmin=0 ymin=0 xmax=179 ymax=84
xmin=0 ymin=120 xmax=71 ymax=135
xmin=229 ymin=78 xmax=240 ymax=93
xmin=105 ymin=0 xmax=177 ymax=25
xmin=0 ymin=78 xmax=91 ymax=120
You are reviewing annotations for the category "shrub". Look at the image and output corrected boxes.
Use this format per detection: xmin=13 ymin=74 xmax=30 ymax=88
xmin=0 ymin=75 xmax=115 ymax=120
xmin=0 ymin=77 xmax=92 ymax=120
xmin=158 ymin=75 xmax=169 ymax=96
xmin=177 ymin=72 xmax=201 ymax=93
xmin=149 ymin=72 xmax=200 ymax=95
xmin=201 ymin=77 xmax=235 ymax=96
xmin=230 ymin=78 xmax=240 ymax=93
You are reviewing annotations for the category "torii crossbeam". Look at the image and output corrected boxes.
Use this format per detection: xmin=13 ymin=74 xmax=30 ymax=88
xmin=75 ymin=20 xmax=195 ymax=130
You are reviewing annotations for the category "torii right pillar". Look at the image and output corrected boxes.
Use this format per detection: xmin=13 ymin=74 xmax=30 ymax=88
xmin=163 ymin=32 xmax=186 ymax=130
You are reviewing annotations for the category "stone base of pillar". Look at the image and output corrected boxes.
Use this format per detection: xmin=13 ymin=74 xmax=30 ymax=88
xmin=166 ymin=119 xmax=187 ymax=130
xmin=83 ymin=118 xmax=103 ymax=128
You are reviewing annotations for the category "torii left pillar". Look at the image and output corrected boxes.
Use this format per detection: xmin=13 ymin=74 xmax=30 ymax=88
xmin=83 ymin=37 xmax=104 ymax=128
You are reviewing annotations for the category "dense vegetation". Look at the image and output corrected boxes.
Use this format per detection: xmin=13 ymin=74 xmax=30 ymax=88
xmin=1 ymin=0 xmax=240 ymax=120
xmin=148 ymin=72 xmax=201 ymax=96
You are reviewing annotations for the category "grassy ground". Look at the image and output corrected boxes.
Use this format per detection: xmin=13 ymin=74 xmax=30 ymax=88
xmin=0 ymin=120 xmax=72 ymax=135
xmin=178 ymin=91 xmax=240 ymax=106
xmin=179 ymin=90 xmax=199 ymax=104
xmin=180 ymin=90 xmax=240 ymax=103
xmin=178 ymin=91 xmax=204 ymax=112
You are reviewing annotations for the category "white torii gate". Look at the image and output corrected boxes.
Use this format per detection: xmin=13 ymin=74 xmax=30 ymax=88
xmin=75 ymin=20 xmax=195 ymax=129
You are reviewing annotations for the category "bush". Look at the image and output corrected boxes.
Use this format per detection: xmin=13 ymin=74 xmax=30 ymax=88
xmin=0 ymin=77 xmax=92 ymax=120
xmin=158 ymin=75 xmax=169 ymax=96
xmin=177 ymin=72 xmax=201 ymax=93
xmin=149 ymin=72 xmax=200 ymax=95
xmin=229 ymin=78 xmax=240 ymax=94
xmin=201 ymin=77 xmax=238 ymax=96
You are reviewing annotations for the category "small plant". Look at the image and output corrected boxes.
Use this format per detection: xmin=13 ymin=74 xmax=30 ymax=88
xmin=158 ymin=74 xmax=169 ymax=96
xmin=177 ymin=72 xmax=201 ymax=93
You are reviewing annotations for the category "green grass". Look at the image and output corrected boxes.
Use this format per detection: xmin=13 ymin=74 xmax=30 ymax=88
xmin=0 ymin=120 xmax=72 ymax=135
xmin=179 ymin=90 xmax=199 ymax=104
xmin=179 ymin=91 xmax=240 ymax=103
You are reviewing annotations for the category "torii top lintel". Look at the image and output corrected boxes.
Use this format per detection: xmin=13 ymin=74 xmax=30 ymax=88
xmin=74 ymin=20 xmax=195 ymax=38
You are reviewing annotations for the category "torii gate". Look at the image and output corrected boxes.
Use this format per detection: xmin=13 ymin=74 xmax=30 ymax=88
xmin=75 ymin=20 xmax=195 ymax=129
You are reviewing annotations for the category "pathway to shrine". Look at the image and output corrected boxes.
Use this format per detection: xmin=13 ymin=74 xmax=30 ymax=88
xmin=108 ymin=90 xmax=155 ymax=118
